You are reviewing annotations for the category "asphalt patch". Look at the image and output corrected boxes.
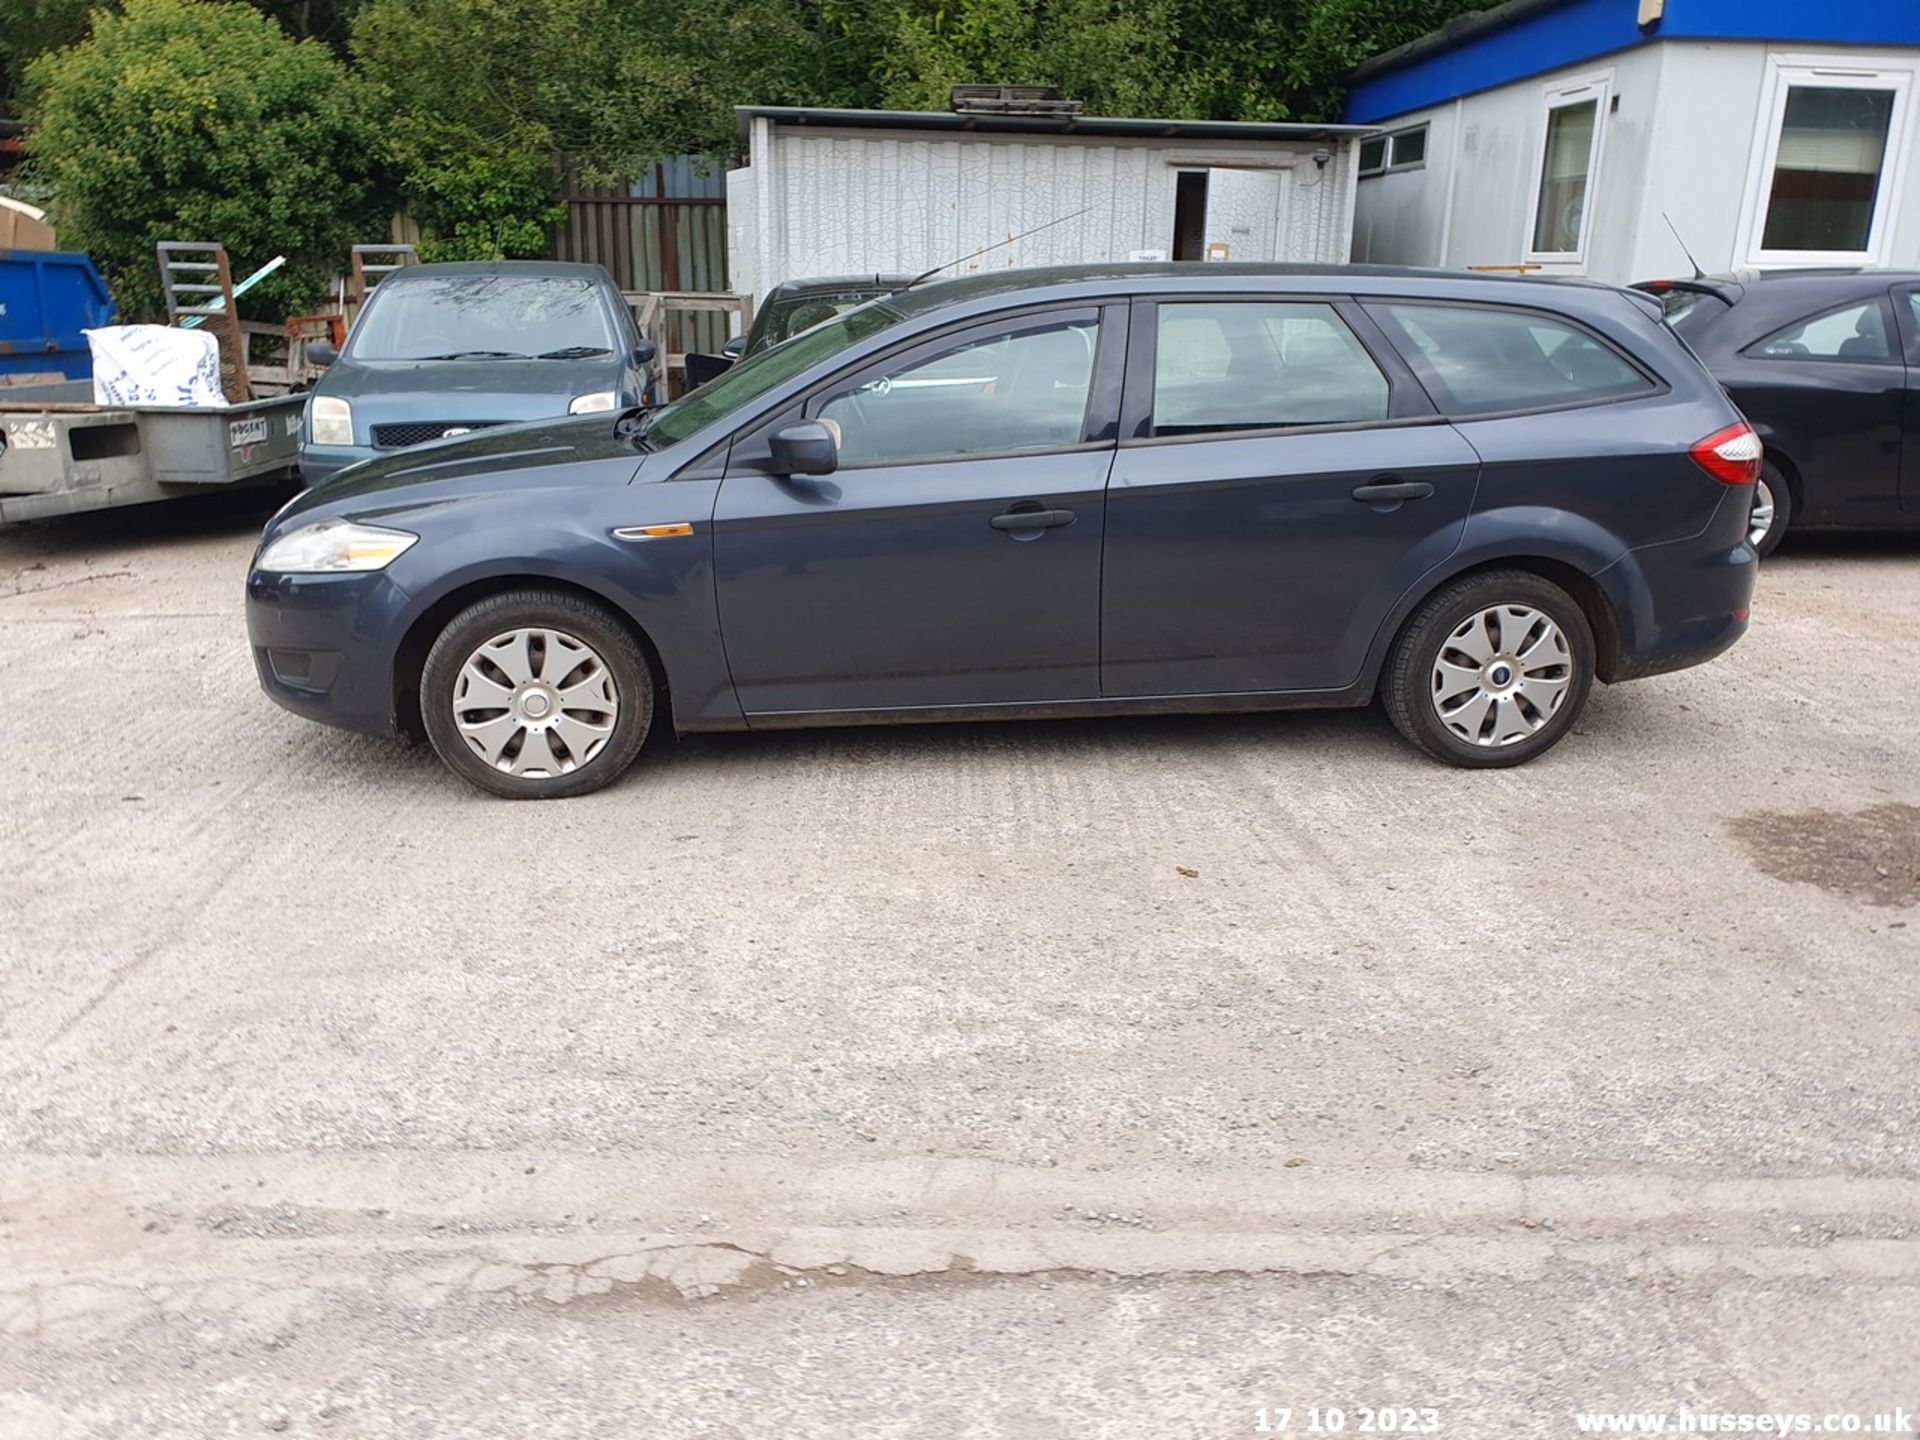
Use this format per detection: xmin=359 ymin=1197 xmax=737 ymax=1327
xmin=1737 ymin=803 xmax=1920 ymax=908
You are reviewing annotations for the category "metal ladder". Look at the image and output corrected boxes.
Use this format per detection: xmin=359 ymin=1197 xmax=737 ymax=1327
xmin=348 ymin=244 xmax=418 ymax=311
xmin=156 ymin=242 xmax=253 ymax=402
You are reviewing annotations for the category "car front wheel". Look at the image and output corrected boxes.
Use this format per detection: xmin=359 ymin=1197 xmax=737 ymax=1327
xmin=420 ymin=589 xmax=654 ymax=799
xmin=1383 ymin=570 xmax=1595 ymax=769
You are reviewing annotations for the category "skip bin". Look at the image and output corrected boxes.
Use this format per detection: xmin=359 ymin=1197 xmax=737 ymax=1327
xmin=0 ymin=249 xmax=117 ymax=382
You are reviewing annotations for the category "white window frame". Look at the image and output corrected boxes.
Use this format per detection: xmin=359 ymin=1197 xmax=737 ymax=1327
xmin=1357 ymin=124 xmax=1429 ymax=180
xmin=1735 ymin=52 xmax=1915 ymax=269
xmin=1523 ymin=72 xmax=1612 ymax=267
xmin=1387 ymin=124 xmax=1429 ymax=172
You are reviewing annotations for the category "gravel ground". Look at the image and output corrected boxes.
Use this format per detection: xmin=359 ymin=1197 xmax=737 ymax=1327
xmin=1 ymin=490 xmax=1916 ymax=1438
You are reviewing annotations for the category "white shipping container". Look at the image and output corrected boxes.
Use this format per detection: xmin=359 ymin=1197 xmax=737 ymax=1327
xmin=728 ymin=107 xmax=1374 ymax=303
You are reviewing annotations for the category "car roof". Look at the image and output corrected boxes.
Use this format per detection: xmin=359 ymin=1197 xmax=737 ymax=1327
xmin=766 ymin=274 xmax=913 ymax=298
xmin=386 ymin=260 xmax=616 ymax=282
xmin=1714 ymin=266 xmax=1920 ymax=285
xmin=883 ymin=261 xmax=1637 ymax=318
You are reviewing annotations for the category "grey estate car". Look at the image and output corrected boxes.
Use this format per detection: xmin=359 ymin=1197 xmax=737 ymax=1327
xmin=299 ymin=261 xmax=657 ymax=486
xmin=248 ymin=264 xmax=1759 ymax=799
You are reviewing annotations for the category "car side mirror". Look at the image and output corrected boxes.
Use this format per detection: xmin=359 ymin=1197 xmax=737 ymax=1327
xmin=682 ymin=352 xmax=734 ymax=389
xmin=307 ymin=339 xmax=339 ymax=368
xmin=769 ymin=420 xmax=837 ymax=477
xmin=634 ymin=338 xmax=658 ymax=365
xmin=722 ymin=335 xmax=747 ymax=358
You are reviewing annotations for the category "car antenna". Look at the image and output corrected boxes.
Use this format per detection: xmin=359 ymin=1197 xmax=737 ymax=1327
xmin=1662 ymin=212 xmax=1705 ymax=281
xmin=901 ymin=207 xmax=1095 ymax=289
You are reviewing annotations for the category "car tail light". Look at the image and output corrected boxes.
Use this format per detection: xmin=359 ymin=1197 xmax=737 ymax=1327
xmin=1690 ymin=422 xmax=1761 ymax=486
xmin=1637 ymin=279 xmax=1674 ymax=292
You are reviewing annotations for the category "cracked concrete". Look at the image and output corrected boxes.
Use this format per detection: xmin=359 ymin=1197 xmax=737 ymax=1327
xmin=2 ymin=495 xmax=1918 ymax=1437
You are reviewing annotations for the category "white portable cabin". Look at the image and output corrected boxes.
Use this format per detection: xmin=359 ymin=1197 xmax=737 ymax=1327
xmin=726 ymin=105 xmax=1375 ymax=304
xmin=1345 ymin=0 xmax=1920 ymax=282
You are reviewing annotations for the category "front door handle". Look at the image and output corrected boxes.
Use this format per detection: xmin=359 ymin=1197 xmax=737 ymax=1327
xmin=989 ymin=507 xmax=1077 ymax=532
xmin=1351 ymin=480 xmax=1434 ymax=503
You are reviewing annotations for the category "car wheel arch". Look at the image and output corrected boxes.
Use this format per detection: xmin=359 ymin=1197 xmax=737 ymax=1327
xmin=390 ymin=573 xmax=673 ymax=742
xmin=1761 ymin=446 xmax=1804 ymax=514
xmin=1370 ymin=554 xmax=1625 ymax=696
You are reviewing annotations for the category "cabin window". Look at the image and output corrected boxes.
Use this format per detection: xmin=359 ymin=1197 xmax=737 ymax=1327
xmin=1527 ymin=77 xmax=1608 ymax=261
xmin=1745 ymin=60 xmax=1912 ymax=265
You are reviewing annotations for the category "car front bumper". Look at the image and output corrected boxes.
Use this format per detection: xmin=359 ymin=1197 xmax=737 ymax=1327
xmin=245 ymin=567 xmax=414 ymax=737
xmin=297 ymin=443 xmax=377 ymax=488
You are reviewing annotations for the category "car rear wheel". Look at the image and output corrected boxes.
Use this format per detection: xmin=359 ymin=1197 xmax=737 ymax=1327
xmin=420 ymin=589 xmax=653 ymax=799
xmin=1749 ymin=463 xmax=1791 ymax=559
xmin=1383 ymin=570 xmax=1595 ymax=769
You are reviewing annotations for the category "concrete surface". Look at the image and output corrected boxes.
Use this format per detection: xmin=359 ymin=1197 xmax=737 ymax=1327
xmin=1 ymin=491 xmax=1916 ymax=1438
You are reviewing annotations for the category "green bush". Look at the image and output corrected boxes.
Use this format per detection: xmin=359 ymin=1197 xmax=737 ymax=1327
xmin=23 ymin=0 xmax=389 ymax=322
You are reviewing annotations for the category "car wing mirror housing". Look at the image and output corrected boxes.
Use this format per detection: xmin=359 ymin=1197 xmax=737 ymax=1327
xmin=722 ymin=335 xmax=747 ymax=357
xmin=634 ymin=338 xmax=658 ymax=365
xmin=769 ymin=420 xmax=838 ymax=477
xmin=682 ymin=351 xmax=734 ymax=390
xmin=307 ymin=339 xmax=339 ymax=368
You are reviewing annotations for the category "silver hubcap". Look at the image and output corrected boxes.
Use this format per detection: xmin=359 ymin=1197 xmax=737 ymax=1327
xmin=453 ymin=627 xmax=618 ymax=777
xmin=1430 ymin=604 xmax=1572 ymax=747
xmin=1748 ymin=478 xmax=1776 ymax=549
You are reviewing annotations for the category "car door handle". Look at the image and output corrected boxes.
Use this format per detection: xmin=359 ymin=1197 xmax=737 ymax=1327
xmin=1351 ymin=480 xmax=1434 ymax=503
xmin=989 ymin=507 xmax=1077 ymax=531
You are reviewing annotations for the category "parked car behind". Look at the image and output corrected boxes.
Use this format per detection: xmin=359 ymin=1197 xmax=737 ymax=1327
xmin=248 ymin=263 xmax=1758 ymax=799
xmin=1636 ymin=268 xmax=1920 ymax=556
xmin=683 ymin=274 xmax=909 ymax=388
xmin=299 ymin=261 xmax=657 ymax=486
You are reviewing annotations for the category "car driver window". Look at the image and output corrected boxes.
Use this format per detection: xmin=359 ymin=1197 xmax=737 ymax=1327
xmin=816 ymin=317 xmax=1098 ymax=466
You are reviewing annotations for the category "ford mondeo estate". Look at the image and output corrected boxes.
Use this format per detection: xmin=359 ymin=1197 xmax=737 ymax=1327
xmin=247 ymin=265 xmax=1758 ymax=798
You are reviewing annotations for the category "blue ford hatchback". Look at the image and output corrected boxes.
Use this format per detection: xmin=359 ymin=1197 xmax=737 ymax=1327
xmin=298 ymin=261 xmax=656 ymax=487
xmin=247 ymin=265 xmax=1757 ymax=798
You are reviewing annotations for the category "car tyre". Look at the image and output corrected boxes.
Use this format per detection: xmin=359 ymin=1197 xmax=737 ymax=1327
xmin=420 ymin=589 xmax=654 ymax=799
xmin=1749 ymin=461 xmax=1791 ymax=559
xmin=1383 ymin=570 xmax=1595 ymax=769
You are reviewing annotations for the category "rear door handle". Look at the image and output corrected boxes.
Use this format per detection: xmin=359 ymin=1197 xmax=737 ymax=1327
xmin=1351 ymin=480 xmax=1434 ymax=503
xmin=989 ymin=507 xmax=1077 ymax=531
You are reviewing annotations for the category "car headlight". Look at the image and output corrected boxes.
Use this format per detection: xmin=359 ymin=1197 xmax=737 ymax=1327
xmin=309 ymin=395 xmax=354 ymax=447
xmin=568 ymin=391 xmax=618 ymax=415
xmin=258 ymin=519 xmax=416 ymax=574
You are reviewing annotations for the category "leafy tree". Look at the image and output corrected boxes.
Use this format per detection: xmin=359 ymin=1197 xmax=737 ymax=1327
xmin=351 ymin=0 xmax=879 ymax=256
xmin=0 ymin=0 xmax=97 ymax=101
xmin=22 ymin=0 xmax=389 ymax=320
xmin=350 ymin=0 xmax=606 ymax=259
xmin=866 ymin=0 xmax=1483 ymax=123
xmin=2 ymin=1 xmax=373 ymax=99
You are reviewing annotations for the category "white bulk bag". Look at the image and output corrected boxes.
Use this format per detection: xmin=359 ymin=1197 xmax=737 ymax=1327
xmin=85 ymin=324 xmax=226 ymax=408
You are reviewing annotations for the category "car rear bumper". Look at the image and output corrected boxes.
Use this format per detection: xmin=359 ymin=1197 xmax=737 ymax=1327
xmin=245 ymin=568 xmax=411 ymax=737
xmin=1597 ymin=493 xmax=1757 ymax=682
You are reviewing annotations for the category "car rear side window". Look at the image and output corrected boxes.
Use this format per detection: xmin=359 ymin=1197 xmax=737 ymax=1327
xmin=1149 ymin=302 xmax=1389 ymax=437
xmin=1368 ymin=302 xmax=1655 ymax=417
xmin=1747 ymin=300 xmax=1893 ymax=362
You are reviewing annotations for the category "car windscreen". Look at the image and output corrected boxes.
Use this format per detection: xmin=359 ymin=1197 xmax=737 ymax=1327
xmin=754 ymin=292 xmax=887 ymax=351
xmin=644 ymin=299 xmax=906 ymax=450
xmin=347 ymin=276 xmax=616 ymax=361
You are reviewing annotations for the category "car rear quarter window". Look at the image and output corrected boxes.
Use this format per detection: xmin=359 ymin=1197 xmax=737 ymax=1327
xmin=1368 ymin=301 xmax=1656 ymax=417
xmin=1746 ymin=299 xmax=1893 ymax=362
xmin=1149 ymin=301 xmax=1389 ymax=437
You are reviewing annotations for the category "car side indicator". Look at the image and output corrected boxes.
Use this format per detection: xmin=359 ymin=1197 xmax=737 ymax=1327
xmin=611 ymin=523 xmax=695 ymax=541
